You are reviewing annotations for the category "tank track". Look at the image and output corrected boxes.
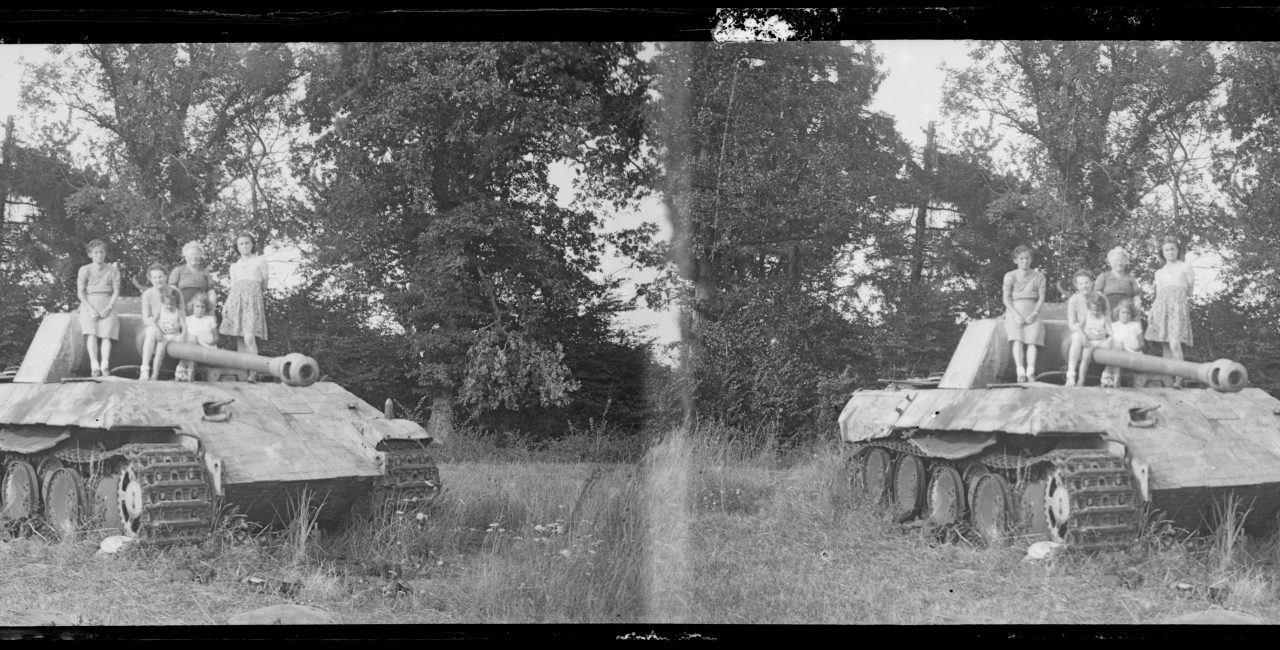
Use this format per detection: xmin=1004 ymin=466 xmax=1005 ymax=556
xmin=1019 ymin=451 xmax=1142 ymax=551
xmin=375 ymin=440 xmax=441 ymax=510
xmin=852 ymin=440 xmax=1141 ymax=550
xmin=58 ymin=444 xmax=214 ymax=545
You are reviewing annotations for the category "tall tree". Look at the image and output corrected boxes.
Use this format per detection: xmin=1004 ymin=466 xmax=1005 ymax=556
xmin=21 ymin=43 xmax=302 ymax=273
xmin=651 ymin=41 xmax=913 ymax=435
xmin=297 ymin=42 xmax=652 ymax=439
xmin=942 ymin=41 xmax=1222 ymax=267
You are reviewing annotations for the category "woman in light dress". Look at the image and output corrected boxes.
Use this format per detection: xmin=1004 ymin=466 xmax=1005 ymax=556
xmin=76 ymin=239 xmax=121 ymax=377
xmin=1002 ymin=245 xmax=1046 ymax=383
xmin=219 ymin=231 xmax=269 ymax=356
xmin=1144 ymin=236 xmax=1194 ymax=387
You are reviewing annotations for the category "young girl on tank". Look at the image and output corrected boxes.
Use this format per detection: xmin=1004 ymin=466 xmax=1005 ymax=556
xmin=144 ymin=285 xmax=186 ymax=381
xmin=1002 ymin=245 xmax=1047 ymax=382
xmin=220 ymin=231 xmax=269 ymax=358
xmin=177 ymin=295 xmax=218 ymax=382
xmin=1066 ymin=270 xmax=1112 ymax=386
xmin=77 ymin=239 xmax=121 ymax=377
xmin=1145 ymin=236 xmax=1195 ymax=387
xmin=1102 ymin=298 xmax=1144 ymax=388
xmin=1094 ymin=246 xmax=1141 ymax=320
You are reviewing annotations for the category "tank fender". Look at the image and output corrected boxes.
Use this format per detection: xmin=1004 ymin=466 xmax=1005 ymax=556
xmin=1131 ymin=458 xmax=1150 ymax=503
xmin=174 ymin=427 xmax=224 ymax=497
xmin=0 ymin=426 xmax=71 ymax=453
xmin=1105 ymin=438 xmax=1150 ymax=503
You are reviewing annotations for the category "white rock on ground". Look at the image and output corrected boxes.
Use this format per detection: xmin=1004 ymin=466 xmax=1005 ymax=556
xmin=226 ymin=604 xmax=336 ymax=625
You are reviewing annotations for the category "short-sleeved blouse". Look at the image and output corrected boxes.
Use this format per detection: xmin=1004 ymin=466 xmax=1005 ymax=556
xmin=170 ymin=265 xmax=216 ymax=308
xmin=1003 ymin=269 xmax=1045 ymax=302
xmin=78 ymin=262 xmax=120 ymax=295
xmin=229 ymin=255 xmax=268 ymax=285
xmin=1153 ymin=261 xmax=1194 ymax=292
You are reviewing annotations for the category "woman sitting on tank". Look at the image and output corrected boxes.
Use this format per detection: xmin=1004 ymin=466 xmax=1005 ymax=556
xmin=1002 ymin=244 xmax=1046 ymax=383
xmin=76 ymin=238 xmax=121 ymax=377
xmin=1094 ymin=246 xmax=1140 ymax=321
xmin=169 ymin=240 xmax=218 ymax=316
xmin=140 ymin=264 xmax=186 ymax=381
xmin=1066 ymin=280 xmax=1111 ymax=387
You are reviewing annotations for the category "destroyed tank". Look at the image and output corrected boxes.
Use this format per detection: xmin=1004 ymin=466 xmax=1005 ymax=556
xmin=839 ymin=311 xmax=1277 ymax=550
xmin=0 ymin=302 xmax=440 ymax=544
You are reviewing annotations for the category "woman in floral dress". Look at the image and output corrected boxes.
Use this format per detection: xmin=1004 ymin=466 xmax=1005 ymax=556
xmin=219 ymin=231 xmax=269 ymax=356
xmin=1144 ymin=236 xmax=1194 ymax=387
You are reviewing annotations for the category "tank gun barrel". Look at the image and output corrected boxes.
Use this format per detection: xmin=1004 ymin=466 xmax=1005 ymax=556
xmin=164 ymin=342 xmax=320 ymax=387
xmin=1087 ymin=347 xmax=1248 ymax=393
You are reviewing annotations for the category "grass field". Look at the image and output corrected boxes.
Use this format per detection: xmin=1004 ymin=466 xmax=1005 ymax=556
xmin=2 ymin=426 xmax=1279 ymax=625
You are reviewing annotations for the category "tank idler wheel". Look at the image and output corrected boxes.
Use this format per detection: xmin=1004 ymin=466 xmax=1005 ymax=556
xmin=968 ymin=473 xmax=1012 ymax=544
xmin=891 ymin=454 xmax=927 ymax=522
xmin=42 ymin=468 xmax=88 ymax=538
xmin=93 ymin=472 xmax=124 ymax=531
xmin=1 ymin=460 xmax=40 ymax=524
xmin=926 ymin=466 xmax=965 ymax=526
xmin=856 ymin=447 xmax=895 ymax=506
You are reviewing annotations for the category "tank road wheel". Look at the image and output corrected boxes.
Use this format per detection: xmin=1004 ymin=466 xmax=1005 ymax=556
xmin=855 ymin=447 xmax=894 ymax=506
xmin=891 ymin=454 xmax=927 ymax=522
xmin=1018 ymin=479 xmax=1049 ymax=538
xmin=93 ymin=472 xmax=124 ymax=532
xmin=42 ymin=468 xmax=88 ymax=538
xmin=926 ymin=466 xmax=965 ymax=526
xmin=1 ymin=460 xmax=39 ymax=524
xmin=968 ymin=473 xmax=1012 ymax=544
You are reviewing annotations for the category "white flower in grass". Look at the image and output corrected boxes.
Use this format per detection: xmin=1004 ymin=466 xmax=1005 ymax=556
xmin=559 ymin=549 xmax=571 ymax=558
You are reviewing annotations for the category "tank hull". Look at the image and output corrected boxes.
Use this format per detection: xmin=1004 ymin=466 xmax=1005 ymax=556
xmin=0 ymin=311 xmax=440 ymax=543
xmin=841 ymin=384 xmax=1280 ymax=532
xmin=843 ymin=314 xmax=1280 ymax=543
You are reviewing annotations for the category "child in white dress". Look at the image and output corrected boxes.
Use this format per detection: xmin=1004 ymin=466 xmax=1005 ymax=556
xmin=1102 ymin=298 xmax=1144 ymax=388
xmin=177 ymin=296 xmax=219 ymax=382
xmin=1066 ymin=269 xmax=1112 ymax=386
xmin=148 ymin=287 xmax=186 ymax=381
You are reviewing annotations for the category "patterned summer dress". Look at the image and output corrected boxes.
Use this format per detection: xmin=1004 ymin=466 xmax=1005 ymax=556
xmin=77 ymin=262 xmax=120 ymax=340
xmin=1145 ymin=261 xmax=1194 ymax=346
xmin=1002 ymin=268 xmax=1046 ymax=345
xmin=220 ymin=255 xmax=268 ymax=341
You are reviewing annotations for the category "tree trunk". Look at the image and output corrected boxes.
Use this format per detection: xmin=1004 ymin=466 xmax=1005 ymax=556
xmin=426 ymin=392 xmax=454 ymax=443
xmin=911 ymin=121 xmax=935 ymax=284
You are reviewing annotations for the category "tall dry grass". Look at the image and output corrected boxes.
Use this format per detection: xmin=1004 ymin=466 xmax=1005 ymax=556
xmin=4 ymin=422 xmax=1280 ymax=623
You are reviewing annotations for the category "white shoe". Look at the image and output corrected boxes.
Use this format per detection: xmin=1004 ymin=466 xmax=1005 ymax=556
xmin=1065 ymin=373 xmax=1076 ymax=387
xmin=139 ymin=366 xmax=151 ymax=381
